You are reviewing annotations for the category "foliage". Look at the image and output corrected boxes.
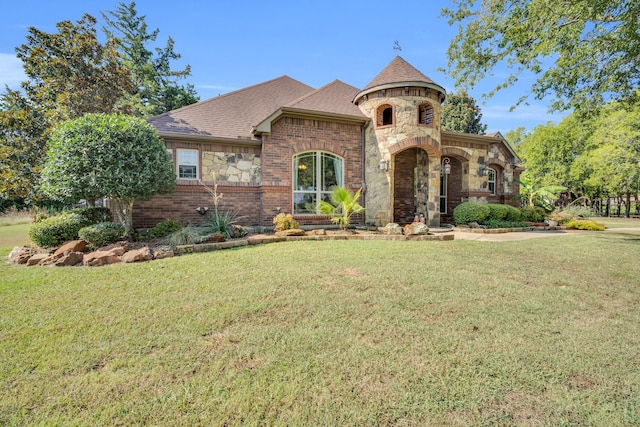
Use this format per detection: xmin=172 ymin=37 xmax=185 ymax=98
xmin=563 ymin=205 xmax=592 ymax=218
xmin=102 ymin=1 xmax=199 ymax=117
xmin=318 ymin=187 xmax=364 ymax=231
xmin=441 ymin=0 xmax=640 ymax=114
xmin=28 ymin=212 xmax=92 ymax=248
xmin=166 ymin=225 xmax=202 ymax=246
xmin=520 ymin=206 xmax=546 ymax=222
xmin=565 ymin=219 xmax=606 ymax=231
xmin=515 ymin=173 xmax=567 ymax=210
xmin=486 ymin=203 xmax=509 ymax=220
xmin=145 ymin=218 xmax=182 ymax=239
xmin=483 ymin=219 xmax=529 ymax=229
xmin=547 ymin=209 xmax=575 ymax=225
xmin=40 ymin=113 xmax=176 ymax=239
xmin=453 ymin=202 xmax=491 ymax=225
xmin=203 ymin=209 xmax=241 ymax=239
xmin=16 ymin=14 xmax=132 ymax=124
xmin=78 ymin=222 xmax=125 ymax=249
xmin=0 ymin=207 xmax=32 ymax=227
xmin=73 ymin=207 xmax=114 ymax=224
xmin=273 ymin=213 xmax=299 ymax=232
xmin=441 ymin=89 xmax=487 ymax=134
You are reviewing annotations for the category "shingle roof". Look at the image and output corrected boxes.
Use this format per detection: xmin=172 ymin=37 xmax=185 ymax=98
xmin=148 ymin=76 xmax=314 ymax=139
xmin=286 ymin=80 xmax=365 ymax=118
xmin=363 ymin=56 xmax=441 ymax=90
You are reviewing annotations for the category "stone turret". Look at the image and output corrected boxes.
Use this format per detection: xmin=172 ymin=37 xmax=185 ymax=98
xmin=354 ymin=56 xmax=447 ymax=226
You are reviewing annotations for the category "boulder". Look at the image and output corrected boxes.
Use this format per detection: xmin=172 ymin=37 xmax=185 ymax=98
xmin=204 ymin=233 xmax=225 ymax=243
xmin=152 ymin=245 xmax=174 ymax=259
xmin=54 ymin=252 xmax=84 ymax=267
xmin=97 ymin=244 xmax=127 ymax=256
xmin=122 ymin=246 xmax=153 ymax=263
xmin=53 ymin=240 xmax=87 ymax=256
xmin=306 ymin=229 xmax=327 ymax=236
xmin=8 ymin=246 xmax=35 ymax=264
xmin=275 ymin=228 xmax=306 ymax=237
xmin=84 ymin=250 xmax=121 ymax=267
xmin=39 ymin=252 xmax=65 ymax=266
xmin=379 ymin=223 xmax=403 ymax=235
xmin=403 ymin=222 xmax=429 ymax=236
xmin=26 ymin=253 xmax=49 ymax=266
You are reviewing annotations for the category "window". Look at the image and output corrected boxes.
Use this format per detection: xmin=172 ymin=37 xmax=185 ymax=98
xmin=487 ymin=168 xmax=496 ymax=195
xmin=177 ymin=149 xmax=198 ymax=179
xmin=419 ymin=103 xmax=433 ymax=126
xmin=293 ymin=152 xmax=344 ymax=214
xmin=377 ymin=104 xmax=393 ymax=127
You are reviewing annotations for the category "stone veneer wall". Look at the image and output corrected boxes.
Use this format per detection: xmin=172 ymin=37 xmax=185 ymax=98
xmin=201 ymin=152 xmax=261 ymax=183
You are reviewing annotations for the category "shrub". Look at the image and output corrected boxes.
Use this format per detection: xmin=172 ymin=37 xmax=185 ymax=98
xmin=486 ymin=204 xmax=510 ymax=220
xmin=203 ymin=209 xmax=242 ymax=239
xmin=503 ymin=205 xmax=522 ymax=221
xmin=453 ymin=202 xmax=491 ymax=225
xmin=483 ymin=219 xmax=530 ymax=229
xmin=520 ymin=206 xmax=546 ymax=222
xmin=28 ymin=212 xmax=92 ymax=248
xmin=78 ymin=222 xmax=125 ymax=249
xmin=145 ymin=218 xmax=182 ymax=239
xmin=167 ymin=226 xmax=202 ymax=246
xmin=547 ymin=209 xmax=575 ymax=225
xmin=273 ymin=213 xmax=299 ymax=232
xmin=73 ymin=207 xmax=113 ymax=224
xmin=565 ymin=219 xmax=606 ymax=231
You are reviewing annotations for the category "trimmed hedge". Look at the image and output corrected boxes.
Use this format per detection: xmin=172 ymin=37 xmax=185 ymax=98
xmin=520 ymin=206 xmax=546 ymax=222
xmin=28 ymin=212 xmax=92 ymax=248
xmin=145 ymin=218 xmax=182 ymax=239
xmin=453 ymin=202 xmax=491 ymax=225
xmin=78 ymin=222 xmax=125 ymax=249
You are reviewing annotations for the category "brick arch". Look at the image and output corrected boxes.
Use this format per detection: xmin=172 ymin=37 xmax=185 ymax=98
xmin=389 ymin=135 xmax=441 ymax=158
xmin=489 ymin=158 xmax=507 ymax=170
xmin=441 ymin=146 xmax=472 ymax=162
xmin=289 ymin=142 xmax=347 ymax=158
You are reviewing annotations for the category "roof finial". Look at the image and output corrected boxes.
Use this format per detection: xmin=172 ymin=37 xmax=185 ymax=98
xmin=393 ymin=40 xmax=402 ymax=52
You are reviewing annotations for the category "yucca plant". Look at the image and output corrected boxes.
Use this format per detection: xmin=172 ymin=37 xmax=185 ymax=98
xmin=318 ymin=187 xmax=364 ymax=231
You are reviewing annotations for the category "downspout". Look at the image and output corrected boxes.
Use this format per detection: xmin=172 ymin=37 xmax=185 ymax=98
xmin=360 ymin=123 xmax=366 ymax=224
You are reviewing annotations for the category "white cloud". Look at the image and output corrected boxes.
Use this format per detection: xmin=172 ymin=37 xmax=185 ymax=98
xmin=0 ymin=53 xmax=25 ymax=89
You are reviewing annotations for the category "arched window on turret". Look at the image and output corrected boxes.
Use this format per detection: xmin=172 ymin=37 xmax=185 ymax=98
xmin=377 ymin=104 xmax=394 ymax=127
xmin=418 ymin=102 xmax=434 ymax=126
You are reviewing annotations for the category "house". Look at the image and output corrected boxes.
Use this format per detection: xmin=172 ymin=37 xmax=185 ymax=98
xmin=137 ymin=56 xmax=522 ymax=230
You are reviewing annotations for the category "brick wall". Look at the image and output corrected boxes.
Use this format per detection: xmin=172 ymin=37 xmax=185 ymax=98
xmin=393 ymin=149 xmax=417 ymax=224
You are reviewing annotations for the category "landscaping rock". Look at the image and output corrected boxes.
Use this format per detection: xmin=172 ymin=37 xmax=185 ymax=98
xmin=122 ymin=246 xmax=153 ymax=263
xmin=152 ymin=245 xmax=174 ymax=259
xmin=403 ymin=222 xmax=429 ymax=236
xmin=26 ymin=253 xmax=49 ymax=266
xmin=39 ymin=252 xmax=65 ymax=266
xmin=54 ymin=251 xmax=84 ymax=267
xmin=379 ymin=223 xmax=403 ymax=235
xmin=97 ymin=244 xmax=127 ymax=256
xmin=8 ymin=246 xmax=35 ymax=264
xmin=54 ymin=240 xmax=87 ymax=256
xmin=275 ymin=228 xmax=306 ymax=237
xmin=84 ymin=250 xmax=121 ymax=267
xmin=204 ymin=233 xmax=225 ymax=243
xmin=307 ymin=229 xmax=327 ymax=236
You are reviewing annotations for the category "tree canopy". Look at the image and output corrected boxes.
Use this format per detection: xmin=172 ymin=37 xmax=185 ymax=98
xmin=102 ymin=1 xmax=199 ymax=117
xmin=441 ymin=89 xmax=487 ymax=134
xmin=40 ymin=114 xmax=176 ymax=237
xmin=441 ymin=0 xmax=640 ymax=114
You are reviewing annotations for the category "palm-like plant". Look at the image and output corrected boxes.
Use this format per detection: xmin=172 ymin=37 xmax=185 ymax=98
xmin=514 ymin=174 xmax=567 ymax=209
xmin=318 ymin=187 xmax=364 ymax=231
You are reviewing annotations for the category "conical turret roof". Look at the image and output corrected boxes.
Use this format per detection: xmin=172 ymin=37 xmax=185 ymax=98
xmin=354 ymin=56 xmax=446 ymax=103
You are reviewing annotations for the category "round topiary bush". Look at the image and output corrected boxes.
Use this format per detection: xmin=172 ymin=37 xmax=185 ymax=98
xmin=453 ymin=202 xmax=491 ymax=225
xmin=503 ymin=205 xmax=522 ymax=221
xmin=520 ymin=206 xmax=546 ymax=222
xmin=78 ymin=222 xmax=126 ymax=249
xmin=28 ymin=212 xmax=92 ymax=248
xmin=486 ymin=204 xmax=510 ymax=220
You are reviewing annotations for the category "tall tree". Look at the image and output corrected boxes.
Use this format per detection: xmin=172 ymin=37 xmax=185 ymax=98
xmin=41 ymin=114 xmax=176 ymax=238
xmin=1 ymin=14 xmax=131 ymax=200
xmin=441 ymin=0 xmax=640 ymax=114
xmin=102 ymin=1 xmax=199 ymax=117
xmin=441 ymin=89 xmax=487 ymax=134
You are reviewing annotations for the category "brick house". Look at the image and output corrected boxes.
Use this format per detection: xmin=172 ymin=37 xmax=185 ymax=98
xmin=136 ymin=56 xmax=522 ymax=230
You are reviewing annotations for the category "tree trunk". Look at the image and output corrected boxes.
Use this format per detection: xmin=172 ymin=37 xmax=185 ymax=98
xmin=112 ymin=197 xmax=136 ymax=240
xmin=626 ymin=191 xmax=631 ymax=218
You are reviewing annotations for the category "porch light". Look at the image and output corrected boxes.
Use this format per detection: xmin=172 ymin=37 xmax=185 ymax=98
xmin=379 ymin=159 xmax=389 ymax=171
xmin=479 ymin=166 xmax=488 ymax=177
xmin=196 ymin=206 xmax=209 ymax=215
xmin=442 ymin=157 xmax=451 ymax=175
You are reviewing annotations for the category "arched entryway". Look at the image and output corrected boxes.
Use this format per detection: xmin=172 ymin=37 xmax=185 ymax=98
xmin=392 ymin=148 xmax=428 ymax=224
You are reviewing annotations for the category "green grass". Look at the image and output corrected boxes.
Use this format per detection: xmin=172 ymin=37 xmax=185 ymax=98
xmin=2 ymin=226 xmax=640 ymax=425
xmin=591 ymin=215 xmax=640 ymax=229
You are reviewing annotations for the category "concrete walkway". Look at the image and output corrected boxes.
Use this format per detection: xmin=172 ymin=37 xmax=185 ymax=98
xmin=431 ymin=227 xmax=640 ymax=242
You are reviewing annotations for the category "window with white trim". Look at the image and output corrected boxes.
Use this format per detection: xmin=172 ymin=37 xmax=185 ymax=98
xmin=293 ymin=152 xmax=344 ymax=214
xmin=177 ymin=149 xmax=198 ymax=179
xmin=487 ymin=168 xmax=496 ymax=195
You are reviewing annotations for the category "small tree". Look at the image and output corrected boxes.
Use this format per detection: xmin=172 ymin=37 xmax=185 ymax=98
xmin=515 ymin=173 xmax=566 ymax=211
xmin=41 ymin=113 xmax=175 ymax=238
xmin=318 ymin=187 xmax=364 ymax=231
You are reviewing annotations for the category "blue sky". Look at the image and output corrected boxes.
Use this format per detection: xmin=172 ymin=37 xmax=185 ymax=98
xmin=0 ymin=0 xmax=567 ymax=132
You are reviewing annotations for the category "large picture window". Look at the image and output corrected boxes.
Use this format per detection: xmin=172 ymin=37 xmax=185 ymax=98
xmin=293 ymin=152 xmax=344 ymax=214
xmin=177 ymin=149 xmax=198 ymax=179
